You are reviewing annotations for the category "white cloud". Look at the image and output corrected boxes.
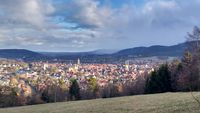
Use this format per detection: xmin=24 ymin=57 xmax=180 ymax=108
xmin=0 ymin=0 xmax=200 ymax=51
xmin=56 ymin=0 xmax=114 ymax=28
xmin=0 ymin=0 xmax=55 ymax=28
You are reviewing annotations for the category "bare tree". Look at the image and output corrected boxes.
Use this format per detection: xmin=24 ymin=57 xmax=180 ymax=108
xmin=179 ymin=26 xmax=200 ymax=91
xmin=185 ymin=26 xmax=200 ymax=107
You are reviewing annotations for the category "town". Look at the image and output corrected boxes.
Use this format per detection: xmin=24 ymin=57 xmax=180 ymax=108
xmin=0 ymin=57 xmax=172 ymax=101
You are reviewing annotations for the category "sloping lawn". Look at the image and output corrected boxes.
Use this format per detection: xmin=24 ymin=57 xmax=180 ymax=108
xmin=0 ymin=92 xmax=200 ymax=113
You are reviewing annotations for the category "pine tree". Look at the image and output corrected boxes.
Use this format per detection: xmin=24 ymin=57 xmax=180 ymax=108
xmin=69 ymin=79 xmax=80 ymax=100
xmin=145 ymin=64 xmax=172 ymax=94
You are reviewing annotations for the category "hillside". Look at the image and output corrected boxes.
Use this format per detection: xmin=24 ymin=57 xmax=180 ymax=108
xmin=114 ymin=43 xmax=186 ymax=57
xmin=0 ymin=42 xmax=187 ymax=62
xmin=39 ymin=43 xmax=186 ymax=63
xmin=0 ymin=49 xmax=48 ymax=61
xmin=42 ymin=43 xmax=186 ymax=58
xmin=0 ymin=92 xmax=200 ymax=113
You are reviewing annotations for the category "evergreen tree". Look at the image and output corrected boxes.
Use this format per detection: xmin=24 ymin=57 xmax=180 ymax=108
xmin=69 ymin=79 xmax=80 ymax=100
xmin=145 ymin=64 xmax=172 ymax=94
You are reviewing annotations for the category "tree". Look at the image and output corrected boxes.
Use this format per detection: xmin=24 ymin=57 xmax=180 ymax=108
xmin=88 ymin=77 xmax=99 ymax=98
xmin=0 ymin=86 xmax=18 ymax=107
xmin=177 ymin=26 xmax=200 ymax=91
xmin=169 ymin=59 xmax=182 ymax=91
xmin=145 ymin=71 xmax=159 ymax=93
xmin=186 ymin=26 xmax=200 ymax=53
xmin=145 ymin=64 xmax=172 ymax=94
xmin=69 ymin=79 xmax=80 ymax=100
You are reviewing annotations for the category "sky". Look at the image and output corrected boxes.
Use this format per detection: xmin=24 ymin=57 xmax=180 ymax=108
xmin=0 ymin=0 xmax=200 ymax=52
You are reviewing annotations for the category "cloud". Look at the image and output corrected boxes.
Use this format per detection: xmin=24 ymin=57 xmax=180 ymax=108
xmin=93 ymin=0 xmax=200 ymax=48
xmin=0 ymin=0 xmax=55 ymax=29
xmin=0 ymin=0 xmax=200 ymax=51
xmin=58 ymin=0 xmax=113 ymax=28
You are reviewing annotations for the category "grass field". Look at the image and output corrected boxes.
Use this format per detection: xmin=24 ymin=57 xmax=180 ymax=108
xmin=0 ymin=92 xmax=200 ymax=113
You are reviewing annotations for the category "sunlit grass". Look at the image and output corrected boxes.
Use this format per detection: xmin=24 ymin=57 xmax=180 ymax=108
xmin=0 ymin=92 xmax=200 ymax=113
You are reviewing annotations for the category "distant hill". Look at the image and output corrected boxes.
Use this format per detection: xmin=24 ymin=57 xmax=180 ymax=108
xmin=91 ymin=49 xmax=119 ymax=55
xmin=39 ymin=42 xmax=187 ymax=63
xmin=40 ymin=51 xmax=94 ymax=57
xmin=0 ymin=49 xmax=48 ymax=61
xmin=114 ymin=43 xmax=186 ymax=57
xmin=41 ymin=42 xmax=187 ymax=58
xmin=0 ymin=42 xmax=187 ymax=62
xmin=40 ymin=49 xmax=118 ymax=57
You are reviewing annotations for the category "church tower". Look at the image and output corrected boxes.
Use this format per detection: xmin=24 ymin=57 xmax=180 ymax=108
xmin=77 ymin=58 xmax=80 ymax=65
xmin=125 ymin=60 xmax=130 ymax=71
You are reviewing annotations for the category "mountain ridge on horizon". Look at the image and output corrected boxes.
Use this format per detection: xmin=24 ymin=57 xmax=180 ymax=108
xmin=0 ymin=42 xmax=187 ymax=62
